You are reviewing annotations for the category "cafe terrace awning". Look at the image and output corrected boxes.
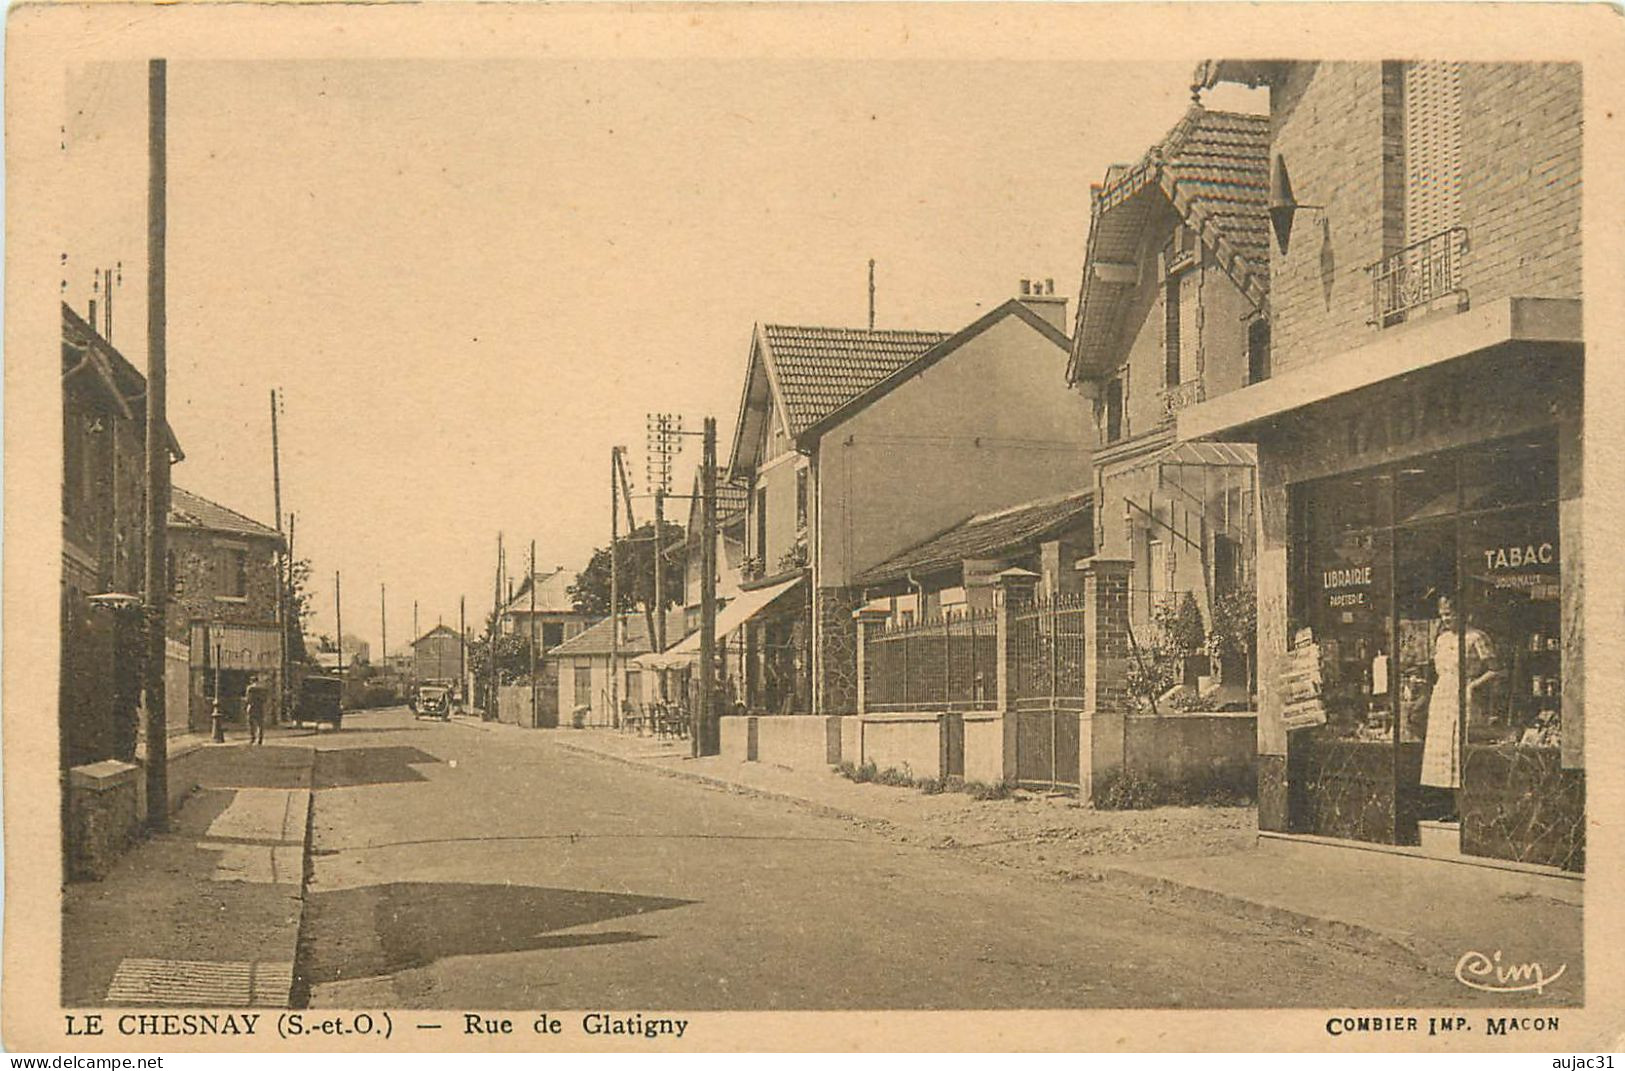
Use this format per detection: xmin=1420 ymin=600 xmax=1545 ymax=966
xmin=636 ymin=575 xmax=803 ymax=670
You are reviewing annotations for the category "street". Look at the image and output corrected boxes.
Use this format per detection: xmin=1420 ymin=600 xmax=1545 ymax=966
xmin=298 ymin=707 xmax=1448 ymax=1010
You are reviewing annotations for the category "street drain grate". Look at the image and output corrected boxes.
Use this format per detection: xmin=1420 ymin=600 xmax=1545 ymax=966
xmin=105 ymin=958 xmax=293 ymax=1007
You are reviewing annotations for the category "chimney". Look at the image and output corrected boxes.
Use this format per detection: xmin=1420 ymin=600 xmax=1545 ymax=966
xmin=1017 ymin=277 xmax=1068 ymax=335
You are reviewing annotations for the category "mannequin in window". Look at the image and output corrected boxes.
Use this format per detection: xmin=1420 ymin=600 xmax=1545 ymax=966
xmin=1420 ymin=594 xmax=1499 ymax=807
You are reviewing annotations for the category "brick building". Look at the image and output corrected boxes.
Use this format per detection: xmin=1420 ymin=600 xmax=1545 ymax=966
xmin=60 ymin=301 xmax=184 ymax=878
xmin=1180 ymin=61 xmax=1583 ymax=870
xmin=168 ymin=486 xmax=284 ymax=732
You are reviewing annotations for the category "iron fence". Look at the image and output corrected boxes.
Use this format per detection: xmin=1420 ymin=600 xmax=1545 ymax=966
xmin=1010 ymin=593 xmax=1088 ymax=711
xmin=864 ymin=607 xmax=998 ymax=712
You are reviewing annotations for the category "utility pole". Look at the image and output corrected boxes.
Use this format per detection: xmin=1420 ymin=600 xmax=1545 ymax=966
xmin=610 ymin=447 xmax=621 ymax=729
xmin=491 ymin=532 xmax=503 ymax=720
xmin=271 ymin=389 xmax=286 ymax=722
xmin=380 ymin=582 xmax=387 ymax=677
xmin=653 ymin=487 xmax=666 ymax=658
xmin=459 ymin=594 xmax=467 ymax=711
xmin=334 ymin=571 xmax=344 ymax=676
xmin=697 ymin=416 xmax=718 ymax=756
xmin=868 ymin=258 xmax=876 ymax=329
xmin=529 ymin=540 xmax=538 ymax=729
xmin=142 ymin=57 xmax=170 ymax=831
xmin=615 ymin=448 xmax=655 ymax=655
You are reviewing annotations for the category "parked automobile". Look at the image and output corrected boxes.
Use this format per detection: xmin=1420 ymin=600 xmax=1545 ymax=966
xmin=413 ymin=683 xmax=452 ymax=720
xmin=293 ymin=674 xmax=344 ymax=730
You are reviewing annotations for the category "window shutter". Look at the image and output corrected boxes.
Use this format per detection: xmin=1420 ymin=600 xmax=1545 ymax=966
xmin=1403 ymin=61 xmax=1463 ymax=243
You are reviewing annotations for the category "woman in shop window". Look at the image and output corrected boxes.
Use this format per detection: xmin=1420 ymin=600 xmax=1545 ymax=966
xmin=1420 ymin=594 xmax=1500 ymax=805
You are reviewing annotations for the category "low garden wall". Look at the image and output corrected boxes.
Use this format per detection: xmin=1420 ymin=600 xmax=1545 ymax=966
xmin=1122 ymin=711 xmax=1257 ymax=795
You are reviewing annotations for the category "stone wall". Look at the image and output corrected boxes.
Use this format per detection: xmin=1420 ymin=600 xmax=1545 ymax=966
xmin=66 ymin=760 xmax=141 ymax=881
xmin=814 ymin=585 xmax=863 ymax=714
xmin=166 ymin=528 xmax=281 ymax=642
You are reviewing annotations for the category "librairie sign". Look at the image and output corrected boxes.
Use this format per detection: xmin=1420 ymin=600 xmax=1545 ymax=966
xmin=1322 ymin=564 xmax=1373 ymax=609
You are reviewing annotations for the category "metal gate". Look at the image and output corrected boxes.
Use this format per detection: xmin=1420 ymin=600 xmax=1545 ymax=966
xmin=1010 ymin=594 xmax=1086 ymax=791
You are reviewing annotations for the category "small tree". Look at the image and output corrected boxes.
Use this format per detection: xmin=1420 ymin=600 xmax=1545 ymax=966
xmin=568 ymin=520 xmax=685 ymax=616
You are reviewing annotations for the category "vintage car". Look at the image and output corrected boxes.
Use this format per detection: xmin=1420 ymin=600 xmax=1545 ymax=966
xmin=413 ymin=682 xmax=452 ymax=720
xmin=293 ymin=674 xmax=344 ymax=730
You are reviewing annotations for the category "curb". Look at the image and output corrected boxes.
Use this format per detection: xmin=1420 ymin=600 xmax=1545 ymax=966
xmin=1077 ymin=864 xmax=1429 ymax=970
xmin=284 ymin=745 xmax=318 ymax=1009
xmin=553 ymin=737 xmax=1431 ymax=972
xmin=551 ymin=739 xmax=907 ymax=833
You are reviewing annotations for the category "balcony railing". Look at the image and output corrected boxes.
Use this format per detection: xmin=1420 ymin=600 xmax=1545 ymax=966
xmin=1368 ymin=227 xmax=1468 ymax=327
xmin=1160 ymin=379 xmax=1206 ymax=419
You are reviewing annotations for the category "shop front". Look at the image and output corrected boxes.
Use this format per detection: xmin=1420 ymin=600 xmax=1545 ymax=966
xmin=1178 ymin=310 xmax=1583 ymax=873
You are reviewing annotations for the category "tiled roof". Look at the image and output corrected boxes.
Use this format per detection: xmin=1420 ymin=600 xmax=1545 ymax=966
xmin=1070 ymin=107 xmax=1270 ymax=380
xmin=715 ymin=479 xmax=750 ymax=518
xmin=169 ymin=486 xmax=281 ymax=540
xmin=502 ymin=567 xmax=582 ymax=616
xmin=853 ymin=490 xmax=1094 ymax=587
xmin=761 ymin=325 xmax=950 ymax=437
xmin=546 ymin=608 xmax=689 ymax=658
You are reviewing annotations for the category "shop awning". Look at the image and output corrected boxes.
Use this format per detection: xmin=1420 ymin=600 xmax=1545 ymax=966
xmin=635 ymin=575 xmax=803 ymax=670
xmin=1176 ymin=297 xmax=1581 ymax=442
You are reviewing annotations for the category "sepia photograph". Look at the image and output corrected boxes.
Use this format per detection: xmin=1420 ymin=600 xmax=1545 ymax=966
xmin=6 ymin=1 xmax=1624 ymax=1055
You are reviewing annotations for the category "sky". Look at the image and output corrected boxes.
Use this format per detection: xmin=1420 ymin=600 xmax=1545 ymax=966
xmin=62 ymin=57 xmax=1264 ymax=656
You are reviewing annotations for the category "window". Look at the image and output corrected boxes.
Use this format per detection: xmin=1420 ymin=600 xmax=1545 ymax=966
xmin=1404 ymin=61 xmax=1463 ymax=244
xmin=167 ymin=550 xmax=179 ymax=597
xmin=216 ymin=546 xmax=248 ymax=599
xmin=755 ymin=487 xmax=768 ymax=558
xmin=542 ymin=622 xmax=564 ymax=651
xmin=1105 ymin=377 xmax=1124 ymax=443
xmin=795 ymin=468 xmax=808 ymax=532
xmin=1248 ymin=318 xmax=1272 ymax=385
xmin=573 ymin=658 xmax=593 ymax=709
xmin=1164 ymin=280 xmax=1182 ymax=387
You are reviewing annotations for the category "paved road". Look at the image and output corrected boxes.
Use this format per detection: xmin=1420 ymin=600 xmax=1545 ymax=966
xmin=299 ymin=707 xmax=1445 ymax=1009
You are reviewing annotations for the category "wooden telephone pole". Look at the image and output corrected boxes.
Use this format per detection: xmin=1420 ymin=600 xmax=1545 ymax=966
xmin=334 ymin=572 xmax=344 ymax=675
xmin=696 ymin=417 xmax=718 ymax=756
xmin=142 ymin=58 xmax=171 ymax=830
xmin=529 ymin=540 xmax=538 ymax=728
xmin=609 ymin=447 xmax=620 ymax=728
xmin=271 ymin=389 xmax=286 ymax=722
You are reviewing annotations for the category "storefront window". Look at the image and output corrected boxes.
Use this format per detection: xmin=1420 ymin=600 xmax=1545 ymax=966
xmin=1302 ymin=475 xmax=1393 ymax=741
xmin=1289 ymin=429 xmax=1562 ymax=845
xmin=1460 ymin=504 xmax=1560 ymax=749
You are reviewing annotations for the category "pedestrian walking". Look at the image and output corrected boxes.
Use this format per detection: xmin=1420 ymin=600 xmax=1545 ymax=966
xmin=244 ymin=675 xmax=269 ymax=746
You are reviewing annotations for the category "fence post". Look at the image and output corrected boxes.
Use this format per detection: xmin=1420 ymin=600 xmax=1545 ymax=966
xmin=995 ymin=568 xmax=1040 ymax=783
xmin=851 ymin=607 xmax=889 ymax=716
xmin=1075 ymin=557 xmax=1134 ymax=803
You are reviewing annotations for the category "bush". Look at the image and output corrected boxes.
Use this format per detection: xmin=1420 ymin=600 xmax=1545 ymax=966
xmin=1095 ymin=766 xmax=1256 ymax=809
xmin=964 ymin=779 xmax=1015 ymax=801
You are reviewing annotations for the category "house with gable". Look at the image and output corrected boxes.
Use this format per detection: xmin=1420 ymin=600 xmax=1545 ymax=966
xmin=499 ymin=566 xmax=596 ymax=656
xmin=721 ymin=285 xmax=1092 ymax=716
xmin=1064 ymin=105 xmax=1270 ymax=695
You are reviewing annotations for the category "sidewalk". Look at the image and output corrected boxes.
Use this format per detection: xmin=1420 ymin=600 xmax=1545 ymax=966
xmin=61 ymin=732 xmax=316 ymax=1008
xmin=542 ymin=724 xmax=1583 ymax=992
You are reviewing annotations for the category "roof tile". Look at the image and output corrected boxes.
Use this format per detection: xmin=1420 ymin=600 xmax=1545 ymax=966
xmin=854 ymin=490 xmax=1094 ymax=587
xmin=761 ymin=325 xmax=950 ymax=437
xmin=169 ymin=487 xmax=281 ymax=540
